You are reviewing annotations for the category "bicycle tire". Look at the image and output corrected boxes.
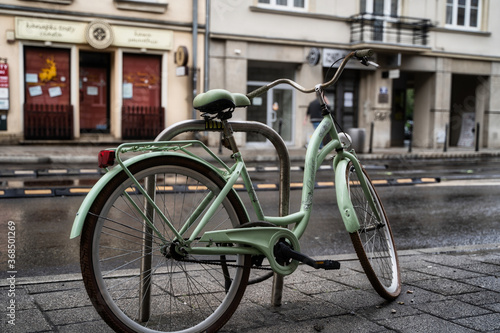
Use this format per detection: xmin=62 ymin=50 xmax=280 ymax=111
xmin=80 ymin=155 xmax=251 ymax=332
xmin=345 ymin=162 xmax=401 ymax=300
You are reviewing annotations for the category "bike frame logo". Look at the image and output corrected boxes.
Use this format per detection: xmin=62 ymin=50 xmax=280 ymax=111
xmin=85 ymin=20 xmax=114 ymax=49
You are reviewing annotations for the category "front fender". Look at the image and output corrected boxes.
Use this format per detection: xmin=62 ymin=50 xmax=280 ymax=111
xmin=334 ymin=159 xmax=360 ymax=233
xmin=70 ymin=152 xmax=229 ymax=239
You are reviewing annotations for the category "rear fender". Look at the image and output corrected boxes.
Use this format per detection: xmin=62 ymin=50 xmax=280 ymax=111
xmin=70 ymin=152 xmax=239 ymax=239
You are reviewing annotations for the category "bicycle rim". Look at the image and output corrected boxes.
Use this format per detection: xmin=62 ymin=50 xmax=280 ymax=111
xmin=346 ymin=163 xmax=401 ymax=300
xmin=80 ymin=156 xmax=250 ymax=332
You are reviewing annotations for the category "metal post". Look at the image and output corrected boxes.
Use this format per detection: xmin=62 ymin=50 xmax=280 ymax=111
xmin=408 ymin=123 xmax=413 ymax=153
xmin=155 ymin=120 xmax=290 ymax=307
xmin=192 ymin=0 xmax=198 ymax=120
xmin=475 ymin=122 xmax=480 ymax=152
xmin=368 ymin=121 xmax=374 ymax=154
xmin=139 ymin=176 xmax=155 ymax=321
xmin=443 ymin=123 xmax=448 ymax=153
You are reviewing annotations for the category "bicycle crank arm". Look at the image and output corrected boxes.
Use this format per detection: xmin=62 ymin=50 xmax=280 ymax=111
xmin=274 ymin=241 xmax=340 ymax=270
xmin=198 ymin=226 xmax=301 ymax=276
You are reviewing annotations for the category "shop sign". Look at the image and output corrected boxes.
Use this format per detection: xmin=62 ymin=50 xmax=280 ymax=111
xmin=0 ymin=63 xmax=9 ymax=111
xmin=15 ymin=17 xmax=86 ymax=44
xmin=16 ymin=17 xmax=173 ymax=51
xmin=322 ymin=48 xmax=376 ymax=70
xmin=113 ymin=26 xmax=173 ymax=50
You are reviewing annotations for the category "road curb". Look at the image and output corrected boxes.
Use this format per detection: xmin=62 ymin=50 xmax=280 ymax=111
xmin=0 ymin=177 xmax=441 ymax=198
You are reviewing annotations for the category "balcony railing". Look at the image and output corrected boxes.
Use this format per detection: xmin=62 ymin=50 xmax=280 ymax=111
xmin=350 ymin=13 xmax=432 ymax=47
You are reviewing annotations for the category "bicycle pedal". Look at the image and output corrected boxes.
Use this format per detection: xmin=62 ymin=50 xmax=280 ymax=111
xmin=314 ymin=260 xmax=341 ymax=270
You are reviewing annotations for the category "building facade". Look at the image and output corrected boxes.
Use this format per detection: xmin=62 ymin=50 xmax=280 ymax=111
xmin=207 ymin=0 xmax=500 ymax=150
xmin=2 ymin=0 xmax=499 ymax=151
xmin=0 ymin=0 xmax=206 ymax=143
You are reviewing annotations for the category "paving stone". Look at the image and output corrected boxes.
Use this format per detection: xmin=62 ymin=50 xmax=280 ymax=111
xmin=0 ymin=286 xmax=37 ymax=311
xmin=287 ymin=278 xmax=350 ymax=294
xmin=33 ymin=289 xmax=92 ymax=311
xmin=454 ymin=290 xmax=500 ymax=306
xmin=410 ymin=277 xmax=482 ymax=296
xmin=462 ymin=275 xmax=500 ymax=292
xmin=2 ymin=308 xmax=52 ymax=333
xmin=453 ymin=313 xmax=500 ymax=331
xmin=383 ymin=313 xmax=477 ymax=333
xmin=56 ymin=320 xmax=114 ymax=333
xmin=410 ymin=264 xmax=484 ymax=280
xmin=24 ymin=280 xmax=84 ymax=294
xmin=413 ymin=299 xmax=491 ymax=320
xmin=316 ymin=289 xmax=385 ymax=311
xmin=45 ymin=306 xmax=102 ymax=326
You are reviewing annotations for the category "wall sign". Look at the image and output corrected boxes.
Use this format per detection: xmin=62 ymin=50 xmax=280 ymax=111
xmin=113 ymin=26 xmax=173 ymax=50
xmin=306 ymin=48 xmax=320 ymax=66
xmin=85 ymin=20 xmax=114 ymax=49
xmin=16 ymin=17 xmax=173 ymax=51
xmin=15 ymin=17 xmax=86 ymax=44
xmin=323 ymin=48 xmax=377 ymax=70
xmin=175 ymin=46 xmax=189 ymax=66
xmin=0 ymin=63 xmax=9 ymax=111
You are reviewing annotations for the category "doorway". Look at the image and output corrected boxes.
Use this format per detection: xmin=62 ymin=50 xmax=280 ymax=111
xmin=79 ymin=52 xmax=110 ymax=133
xmin=449 ymin=74 xmax=483 ymax=147
xmin=246 ymin=83 xmax=294 ymax=145
xmin=391 ymin=72 xmax=414 ymax=147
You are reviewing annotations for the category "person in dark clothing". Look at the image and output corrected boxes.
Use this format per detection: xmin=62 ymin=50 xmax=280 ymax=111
xmin=305 ymin=99 xmax=323 ymax=130
xmin=305 ymin=97 xmax=329 ymax=148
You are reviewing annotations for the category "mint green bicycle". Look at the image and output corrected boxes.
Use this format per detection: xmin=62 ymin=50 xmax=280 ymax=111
xmin=71 ymin=49 xmax=400 ymax=333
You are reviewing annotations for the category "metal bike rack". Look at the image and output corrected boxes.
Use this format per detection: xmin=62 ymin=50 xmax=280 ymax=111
xmin=138 ymin=119 xmax=290 ymax=314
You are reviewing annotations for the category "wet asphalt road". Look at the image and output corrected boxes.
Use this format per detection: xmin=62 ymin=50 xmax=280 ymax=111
xmin=1 ymin=158 xmax=499 ymax=277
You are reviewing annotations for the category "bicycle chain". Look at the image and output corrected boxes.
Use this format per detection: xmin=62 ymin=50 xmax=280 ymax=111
xmin=176 ymin=256 xmax=273 ymax=271
xmin=170 ymin=221 xmax=279 ymax=271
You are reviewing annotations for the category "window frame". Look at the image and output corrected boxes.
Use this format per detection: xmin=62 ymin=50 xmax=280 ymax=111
xmin=361 ymin=0 xmax=400 ymax=17
xmin=257 ymin=0 xmax=308 ymax=12
xmin=445 ymin=0 xmax=482 ymax=31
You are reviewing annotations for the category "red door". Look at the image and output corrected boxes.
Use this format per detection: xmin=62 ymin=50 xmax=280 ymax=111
xmin=122 ymin=54 xmax=163 ymax=139
xmin=80 ymin=66 xmax=108 ymax=131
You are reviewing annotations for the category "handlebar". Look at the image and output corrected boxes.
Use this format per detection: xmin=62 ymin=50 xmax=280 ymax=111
xmin=354 ymin=49 xmax=374 ymax=58
xmin=246 ymin=49 xmax=377 ymax=99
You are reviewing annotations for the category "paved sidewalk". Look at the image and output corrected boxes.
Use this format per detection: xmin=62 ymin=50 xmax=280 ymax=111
xmin=1 ymin=244 xmax=499 ymax=332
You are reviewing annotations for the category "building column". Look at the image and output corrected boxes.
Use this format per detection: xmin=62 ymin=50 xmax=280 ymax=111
xmin=485 ymin=64 xmax=500 ymax=148
xmin=206 ymin=40 xmax=248 ymax=146
xmin=413 ymin=59 xmax=452 ymax=149
xmin=361 ymin=70 xmax=392 ymax=149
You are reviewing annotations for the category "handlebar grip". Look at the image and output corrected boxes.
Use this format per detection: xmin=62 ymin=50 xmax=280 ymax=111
xmin=354 ymin=49 xmax=374 ymax=58
xmin=247 ymin=85 xmax=270 ymax=99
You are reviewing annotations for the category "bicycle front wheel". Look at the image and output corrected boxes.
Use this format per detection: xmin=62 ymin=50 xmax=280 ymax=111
xmin=345 ymin=162 xmax=401 ymax=300
xmin=80 ymin=155 xmax=251 ymax=333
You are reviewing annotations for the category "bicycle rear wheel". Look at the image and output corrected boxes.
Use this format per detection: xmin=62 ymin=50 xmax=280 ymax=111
xmin=345 ymin=162 xmax=401 ymax=300
xmin=80 ymin=155 xmax=251 ymax=332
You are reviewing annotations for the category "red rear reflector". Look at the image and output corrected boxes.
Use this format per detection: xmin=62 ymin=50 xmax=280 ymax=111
xmin=98 ymin=150 xmax=116 ymax=168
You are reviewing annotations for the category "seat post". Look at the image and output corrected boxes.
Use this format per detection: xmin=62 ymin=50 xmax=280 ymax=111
xmin=221 ymin=120 xmax=240 ymax=154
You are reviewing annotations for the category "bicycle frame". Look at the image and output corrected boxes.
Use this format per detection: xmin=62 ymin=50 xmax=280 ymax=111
xmin=71 ymin=50 xmax=379 ymax=276
xmin=71 ymin=117 xmax=369 ymax=276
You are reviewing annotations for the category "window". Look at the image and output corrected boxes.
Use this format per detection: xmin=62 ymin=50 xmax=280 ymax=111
xmin=360 ymin=0 xmax=399 ymax=17
xmin=21 ymin=0 xmax=73 ymax=4
xmin=359 ymin=0 xmax=399 ymax=41
xmin=446 ymin=0 xmax=481 ymax=29
xmin=258 ymin=0 xmax=306 ymax=11
xmin=114 ymin=0 xmax=168 ymax=14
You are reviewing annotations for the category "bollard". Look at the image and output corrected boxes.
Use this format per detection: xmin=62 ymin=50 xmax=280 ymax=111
xmin=475 ymin=122 xmax=480 ymax=152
